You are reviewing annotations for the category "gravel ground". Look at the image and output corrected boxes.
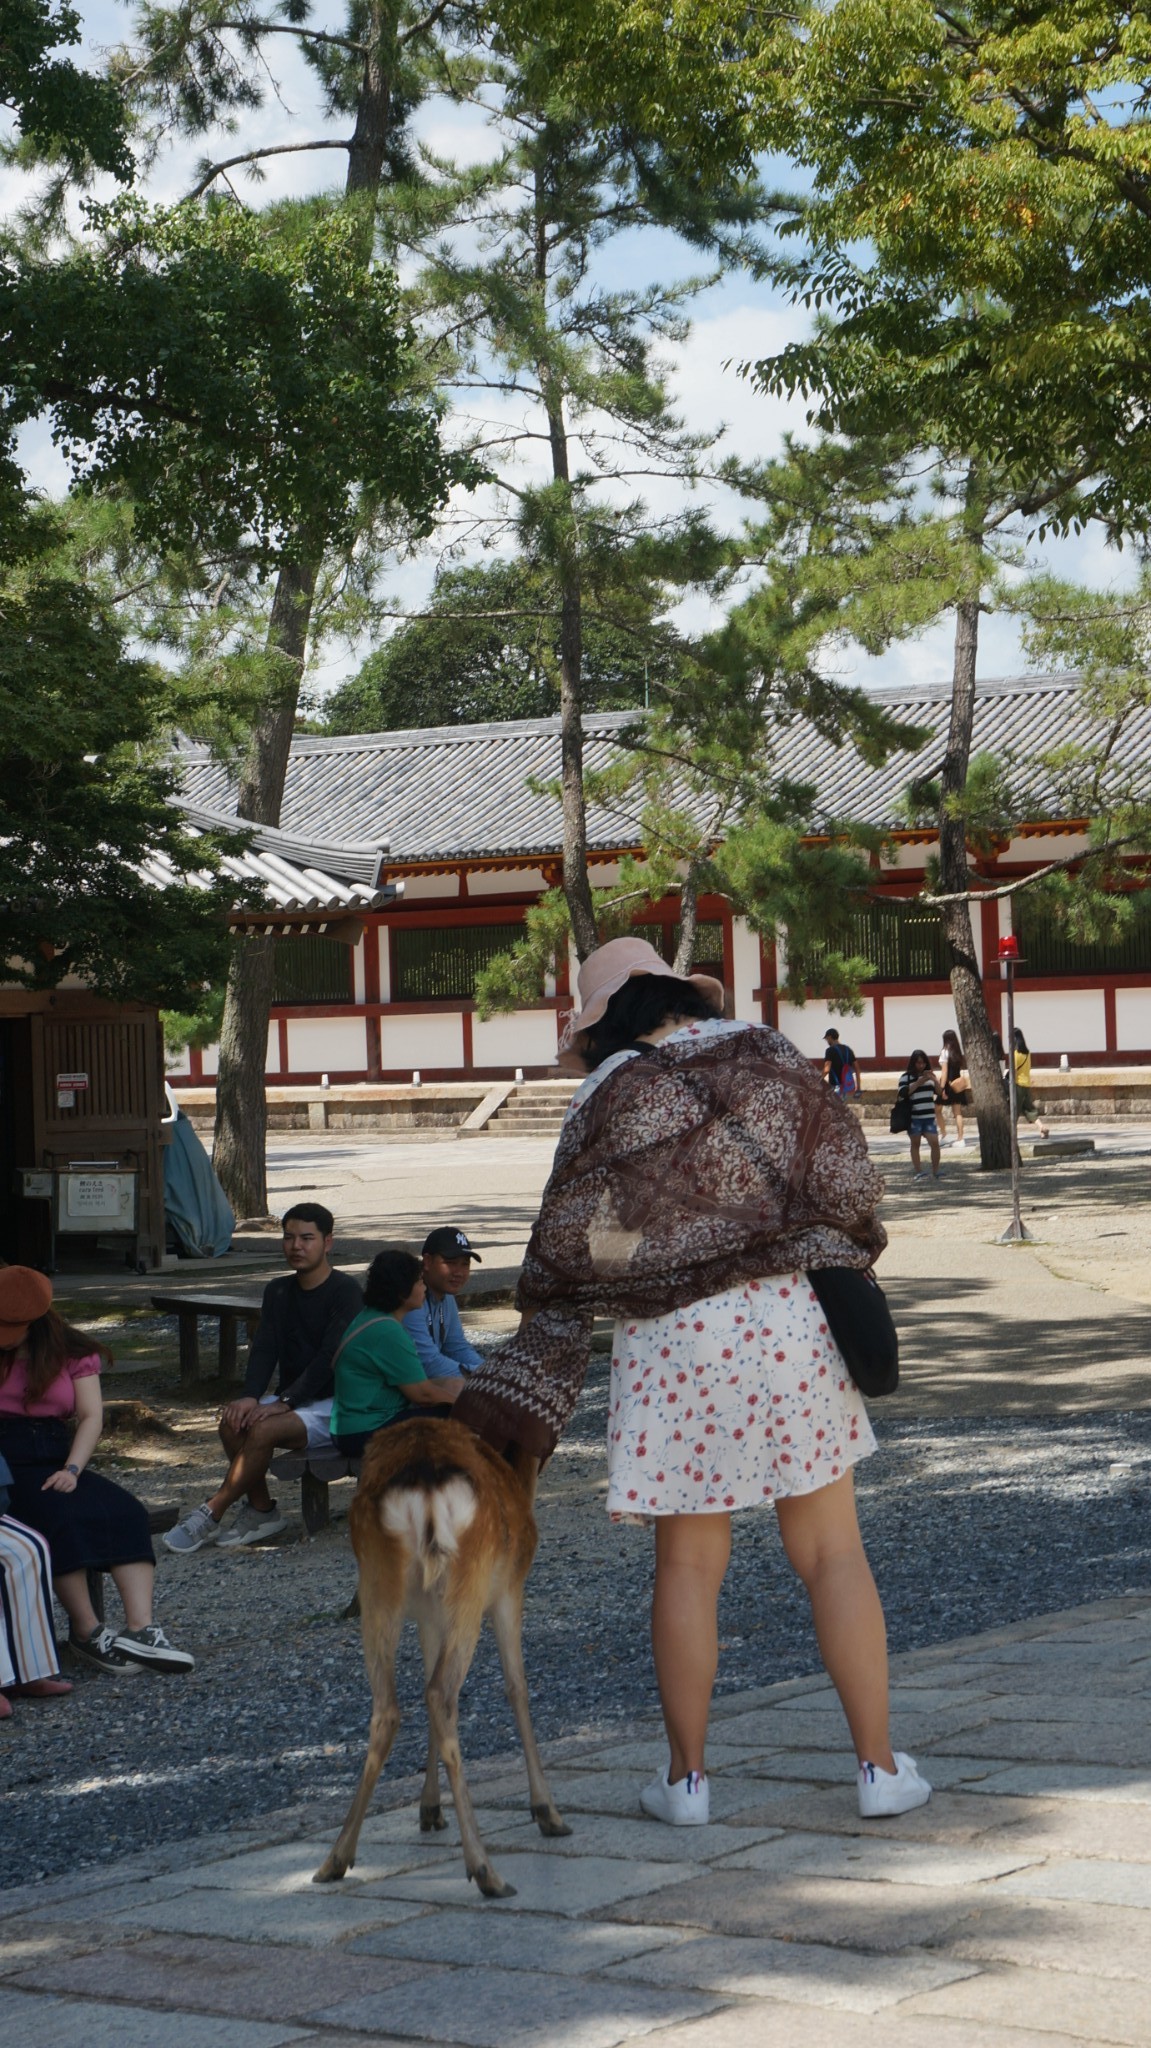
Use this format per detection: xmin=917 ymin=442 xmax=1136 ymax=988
xmin=4 ymin=1348 xmax=1151 ymax=1891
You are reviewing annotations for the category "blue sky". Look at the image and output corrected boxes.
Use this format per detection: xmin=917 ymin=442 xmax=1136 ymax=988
xmin=9 ymin=1 xmax=1135 ymax=701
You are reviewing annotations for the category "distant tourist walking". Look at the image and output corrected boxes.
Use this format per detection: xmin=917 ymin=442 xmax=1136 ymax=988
xmin=896 ymin=1050 xmax=942 ymax=1180
xmin=936 ymin=1029 xmax=971 ymax=1148
xmin=1010 ymin=1028 xmax=1050 ymax=1139
xmin=822 ymin=1028 xmax=859 ymax=1099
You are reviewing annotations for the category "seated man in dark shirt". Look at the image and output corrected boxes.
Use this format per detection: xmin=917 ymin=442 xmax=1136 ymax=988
xmin=165 ymin=1202 xmax=362 ymax=1553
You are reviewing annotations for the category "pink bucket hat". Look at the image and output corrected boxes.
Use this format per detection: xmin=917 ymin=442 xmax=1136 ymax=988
xmin=559 ymin=936 xmax=724 ymax=1055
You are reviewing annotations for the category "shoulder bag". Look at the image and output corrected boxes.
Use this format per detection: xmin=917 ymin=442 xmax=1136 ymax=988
xmin=807 ymin=1267 xmax=899 ymax=1398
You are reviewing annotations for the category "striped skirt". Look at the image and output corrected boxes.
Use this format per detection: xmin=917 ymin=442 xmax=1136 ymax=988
xmin=0 ymin=1513 xmax=59 ymax=1687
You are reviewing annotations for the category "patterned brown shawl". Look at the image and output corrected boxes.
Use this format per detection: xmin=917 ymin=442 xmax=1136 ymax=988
xmin=453 ymin=1022 xmax=886 ymax=1461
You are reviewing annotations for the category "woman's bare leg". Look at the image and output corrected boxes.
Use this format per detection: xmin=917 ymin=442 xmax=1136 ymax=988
xmin=651 ymin=1512 xmax=731 ymax=1781
xmin=53 ymin=1569 xmax=101 ymax=1640
xmin=775 ymin=1474 xmax=895 ymax=1770
xmin=108 ymin=1561 xmax=155 ymax=1631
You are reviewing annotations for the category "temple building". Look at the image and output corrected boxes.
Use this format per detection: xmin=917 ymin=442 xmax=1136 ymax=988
xmin=168 ymin=672 xmax=1151 ymax=1084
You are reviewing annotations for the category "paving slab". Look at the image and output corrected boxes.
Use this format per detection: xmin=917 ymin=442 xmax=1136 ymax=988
xmin=0 ymin=1985 xmax=309 ymax=2048
xmin=102 ymin=1884 xmax=429 ymax=1946
xmin=709 ymin=1829 xmax=1042 ymax=1888
xmin=946 ymin=1898 xmax=1151 ymax=1982
xmin=315 ymin=1963 xmax=724 ymax=2047
xmin=901 ymin=1963 xmax=1151 ymax=2044
xmin=8 ymin=1933 xmax=431 ymax=2022
xmin=356 ymin=1848 xmax=699 ymax=1915
xmin=610 ymin=2004 xmax=1101 ymax=2048
xmin=606 ymin=1931 xmax=982 ymax=2012
xmin=347 ymin=1908 xmax=687 ymax=1974
xmin=606 ymin=1868 xmax=984 ymax=1949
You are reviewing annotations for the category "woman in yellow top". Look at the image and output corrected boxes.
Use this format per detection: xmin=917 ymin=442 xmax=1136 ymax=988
xmin=1010 ymin=1029 xmax=1050 ymax=1138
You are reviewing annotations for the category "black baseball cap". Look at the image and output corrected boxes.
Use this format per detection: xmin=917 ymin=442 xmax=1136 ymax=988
xmin=422 ymin=1226 xmax=483 ymax=1262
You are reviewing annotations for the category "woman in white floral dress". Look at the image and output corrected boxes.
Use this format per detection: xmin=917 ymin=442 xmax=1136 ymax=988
xmin=560 ymin=938 xmax=930 ymax=1829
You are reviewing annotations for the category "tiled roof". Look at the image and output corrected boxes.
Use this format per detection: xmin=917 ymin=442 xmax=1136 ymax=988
xmin=173 ymin=674 xmax=1151 ymax=866
xmin=141 ymin=804 xmax=391 ymax=912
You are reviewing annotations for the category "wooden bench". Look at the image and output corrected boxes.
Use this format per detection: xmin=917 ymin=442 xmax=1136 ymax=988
xmin=87 ymin=1502 xmax=180 ymax=1624
xmin=151 ymin=1292 xmax=263 ymax=1386
xmin=270 ymin=1447 xmax=362 ymax=1535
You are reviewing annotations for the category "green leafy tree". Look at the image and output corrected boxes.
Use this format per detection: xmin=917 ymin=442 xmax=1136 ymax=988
xmin=323 ymin=555 xmax=689 ymax=731
xmin=0 ymin=508 xmax=240 ymax=1001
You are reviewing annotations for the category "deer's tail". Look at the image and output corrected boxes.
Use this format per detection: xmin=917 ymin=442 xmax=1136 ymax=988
xmin=381 ymin=1472 xmax=477 ymax=1591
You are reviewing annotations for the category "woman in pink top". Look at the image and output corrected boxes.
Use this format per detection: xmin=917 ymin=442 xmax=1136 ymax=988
xmin=0 ymin=1268 xmax=192 ymax=1676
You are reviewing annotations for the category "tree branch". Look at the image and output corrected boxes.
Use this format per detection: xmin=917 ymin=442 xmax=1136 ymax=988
xmin=923 ymin=834 xmax=1146 ymax=903
xmin=185 ymin=137 xmax=350 ymax=201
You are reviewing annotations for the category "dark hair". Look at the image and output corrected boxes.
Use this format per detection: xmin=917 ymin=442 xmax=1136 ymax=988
xmin=907 ymin=1047 xmax=931 ymax=1072
xmin=363 ymin=1247 xmax=423 ymax=1313
xmin=942 ymin=1029 xmax=962 ymax=1057
xmin=824 ymin=1028 xmax=840 ymax=1042
xmin=1012 ymin=1027 xmax=1029 ymax=1054
xmin=990 ymin=1032 xmax=1006 ymax=1063
xmin=578 ymin=974 xmax=722 ymax=1071
xmin=282 ymin=1202 xmax=334 ymax=1236
xmin=0 ymin=1308 xmax=111 ymax=1406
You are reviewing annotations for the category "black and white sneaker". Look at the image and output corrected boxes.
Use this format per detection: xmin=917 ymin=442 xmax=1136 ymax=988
xmin=67 ymin=1627 xmax=145 ymax=1677
xmin=112 ymin=1625 xmax=195 ymax=1674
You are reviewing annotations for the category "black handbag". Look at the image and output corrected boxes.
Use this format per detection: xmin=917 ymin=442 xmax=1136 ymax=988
xmin=889 ymin=1088 xmax=912 ymax=1134
xmin=807 ymin=1267 xmax=899 ymax=1398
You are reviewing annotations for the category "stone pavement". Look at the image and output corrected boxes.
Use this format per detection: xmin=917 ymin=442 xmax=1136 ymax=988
xmin=5 ymin=1592 xmax=1151 ymax=2047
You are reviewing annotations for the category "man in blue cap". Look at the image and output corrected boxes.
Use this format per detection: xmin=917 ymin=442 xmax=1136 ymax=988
xmin=404 ymin=1226 xmax=484 ymax=1381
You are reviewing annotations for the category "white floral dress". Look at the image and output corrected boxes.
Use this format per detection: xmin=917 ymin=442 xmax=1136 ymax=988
xmin=570 ymin=1019 xmax=878 ymax=1520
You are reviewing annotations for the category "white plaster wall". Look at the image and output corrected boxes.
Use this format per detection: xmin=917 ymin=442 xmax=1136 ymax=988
xmin=201 ymin=1026 xmax=279 ymax=1078
xmin=377 ymin=930 xmax=391 ymax=1003
xmin=468 ymin=868 xmax=547 ymax=896
xmin=883 ymin=995 xmax=966 ymax=1059
xmin=1115 ymin=988 xmax=1151 ymax=1056
xmin=881 ymin=843 xmax=935 ymax=871
xmin=776 ymin=999 xmax=876 ymax=1059
xmin=472 ymin=1010 xmax=559 ymax=1068
xmin=397 ymin=874 xmax=458 ymax=901
xmin=286 ymin=1016 xmax=367 ymax=1073
xmin=352 ymin=936 xmax=366 ymax=1004
xmin=1008 ymin=988 xmax=1106 ymax=1055
xmin=728 ymin=917 xmax=761 ymax=1021
xmin=587 ymin=862 xmax=622 ymax=885
xmin=381 ymin=1012 xmax=464 ymax=1071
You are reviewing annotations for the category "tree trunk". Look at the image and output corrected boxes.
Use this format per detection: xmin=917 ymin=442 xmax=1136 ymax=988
xmin=672 ymin=862 xmax=701 ymax=975
xmin=537 ymin=167 xmax=598 ymax=964
xmin=212 ymin=3 xmax=397 ymax=1211
xmin=212 ymin=936 xmax=277 ymax=1219
xmin=213 ymin=558 xmax=318 ymax=1215
xmin=937 ymin=511 xmax=1013 ymax=1171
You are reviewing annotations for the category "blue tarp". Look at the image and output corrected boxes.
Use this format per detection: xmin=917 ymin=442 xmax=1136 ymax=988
xmin=163 ymin=1108 xmax=234 ymax=1258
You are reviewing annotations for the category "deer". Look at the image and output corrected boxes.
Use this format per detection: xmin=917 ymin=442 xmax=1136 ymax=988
xmin=313 ymin=1416 xmax=570 ymax=1900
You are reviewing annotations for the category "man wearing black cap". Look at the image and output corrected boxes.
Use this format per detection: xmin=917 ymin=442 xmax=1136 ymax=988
xmin=403 ymin=1227 xmax=484 ymax=1381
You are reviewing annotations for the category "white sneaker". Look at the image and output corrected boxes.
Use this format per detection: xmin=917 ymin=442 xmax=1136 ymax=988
xmin=858 ymin=1752 xmax=932 ymax=1818
xmin=640 ymin=1768 xmax=710 ymax=1826
xmin=949 ymin=1138 xmax=968 ymax=1149
xmin=217 ymin=1502 xmax=288 ymax=1547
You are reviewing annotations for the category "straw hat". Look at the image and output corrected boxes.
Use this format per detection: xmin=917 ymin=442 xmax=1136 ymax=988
xmin=559 ymin=936 xmax=724 ymax=1053
xmin=0 ymin=1266 xmax=53 ymax=1349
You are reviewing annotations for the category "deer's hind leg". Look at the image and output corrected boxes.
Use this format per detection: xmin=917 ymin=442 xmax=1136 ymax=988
xmin=489 ymin=1583 xmax=570 ymax=1839
xmin=416 ymin=1608 xmax=448 ymax=1833
xmin=314 ymin=1550 xmax=406 ymax=1883
xmin=423 ymin=1605 xmax=513 ymax=1898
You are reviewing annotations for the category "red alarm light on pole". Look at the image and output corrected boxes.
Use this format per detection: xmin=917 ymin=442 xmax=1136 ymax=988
xmin=997 ymin=934 xmax=1020 ymax=960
